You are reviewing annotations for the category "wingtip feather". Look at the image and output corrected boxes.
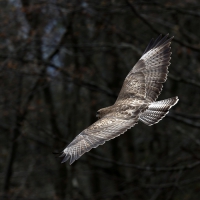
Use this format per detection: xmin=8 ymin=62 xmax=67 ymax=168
xmin=61 ymin=153 xmax=71 ymax=163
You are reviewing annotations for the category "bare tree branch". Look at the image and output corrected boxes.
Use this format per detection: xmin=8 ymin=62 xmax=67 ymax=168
xmin=88 ymin=153 xmax=200 ymax=172
xmin=126 ymin=0 xmax=200 ymax=52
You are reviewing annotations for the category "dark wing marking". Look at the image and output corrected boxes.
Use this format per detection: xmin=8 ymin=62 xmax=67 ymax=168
xmin=116 ymin=34 xmax=173 ymax=103
xmin=60 ymin=117 xmax=138 ymax=164
xmin=116 ymin=71 xmax=146 ymax=101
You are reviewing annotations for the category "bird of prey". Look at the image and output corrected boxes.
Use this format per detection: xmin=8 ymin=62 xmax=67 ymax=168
xmin=60 ymin=34 xmax=179 ymax=165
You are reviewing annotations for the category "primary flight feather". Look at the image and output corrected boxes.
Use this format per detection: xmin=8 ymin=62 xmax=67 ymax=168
xmin=60 ymin=34 xmax=179 ymax=165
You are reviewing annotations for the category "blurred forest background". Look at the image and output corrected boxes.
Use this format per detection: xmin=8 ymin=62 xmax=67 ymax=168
xmin=1 ymin=0 xmax=200 ymax=199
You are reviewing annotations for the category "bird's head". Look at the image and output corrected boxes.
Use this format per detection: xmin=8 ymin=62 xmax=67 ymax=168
xmin=96 ymin=106 xmax=112 ymax=119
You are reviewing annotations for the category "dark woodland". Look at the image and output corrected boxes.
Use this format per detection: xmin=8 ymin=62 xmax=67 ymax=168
xmin=1 ymin=0 xmax=200 ymax=199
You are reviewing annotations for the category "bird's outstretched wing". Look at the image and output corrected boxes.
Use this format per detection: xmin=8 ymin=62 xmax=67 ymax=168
xmin=60 ymin=116 xmax=138 ymax=164
xmin=116 ymin=34 xmax=173 ymax=102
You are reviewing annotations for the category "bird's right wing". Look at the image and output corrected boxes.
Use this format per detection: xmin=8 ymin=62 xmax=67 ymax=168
xmin=60 ymin=116 xmax=137 ymax=164
xmin=116 ymin=34 xmax=173 ymax=102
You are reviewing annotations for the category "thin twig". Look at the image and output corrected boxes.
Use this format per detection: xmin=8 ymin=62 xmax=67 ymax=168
xmin=88 ymin=153 xmax=200 ymax=172
xmin=126 ymin=0 xmax=200 ymax=52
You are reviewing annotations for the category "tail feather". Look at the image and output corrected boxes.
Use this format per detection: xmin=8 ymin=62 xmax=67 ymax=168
xmin=139 ymin=96 xmax=179 ymax=126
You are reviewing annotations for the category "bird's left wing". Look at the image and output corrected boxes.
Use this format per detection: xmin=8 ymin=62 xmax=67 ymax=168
xmin=60 ymin=116 xmax=137 ymax=164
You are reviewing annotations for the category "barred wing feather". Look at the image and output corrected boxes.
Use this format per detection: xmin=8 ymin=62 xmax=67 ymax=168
xmin=116 ymin=34 xmax=173 ymax=103
xmin=61 ymin=117 xmax=138 ymax=164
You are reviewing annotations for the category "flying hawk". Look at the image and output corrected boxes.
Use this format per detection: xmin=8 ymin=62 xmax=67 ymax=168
xmin=60 ymin=34 xmax=179 ymax=165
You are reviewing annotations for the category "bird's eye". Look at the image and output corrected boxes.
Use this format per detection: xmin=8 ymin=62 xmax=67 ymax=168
xmin=96 ymin=111 xmax=100 ymax=118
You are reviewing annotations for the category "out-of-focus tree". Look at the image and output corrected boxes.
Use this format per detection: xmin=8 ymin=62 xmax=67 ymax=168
xmin=1 ymin=0 xmax=200 ymax=199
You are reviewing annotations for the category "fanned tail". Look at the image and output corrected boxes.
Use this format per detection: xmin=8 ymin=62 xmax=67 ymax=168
xmin=139 ymin=97 xmax=179 ymax=126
